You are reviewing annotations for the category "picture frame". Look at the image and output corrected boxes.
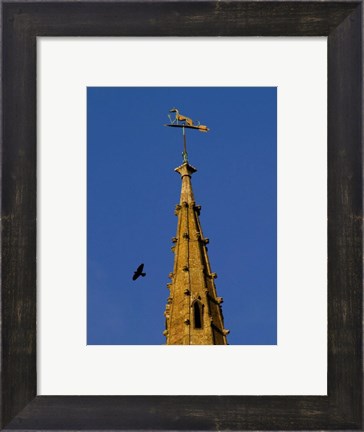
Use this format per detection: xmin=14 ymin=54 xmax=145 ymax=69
xmin=1 ymin=1 xmax=362 ymax=430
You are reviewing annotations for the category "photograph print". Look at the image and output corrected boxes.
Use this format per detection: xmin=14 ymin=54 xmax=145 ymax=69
xmin=87 ymin=87 xmax=277 ymax=345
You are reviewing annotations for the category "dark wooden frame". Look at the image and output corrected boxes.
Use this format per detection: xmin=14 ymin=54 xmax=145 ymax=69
xmin=1 ymin=0 xmax=363 ymax=430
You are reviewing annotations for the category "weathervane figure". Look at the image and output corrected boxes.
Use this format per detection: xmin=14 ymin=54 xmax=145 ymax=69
xmin=165 ymin=108 xmax=209 ymax=162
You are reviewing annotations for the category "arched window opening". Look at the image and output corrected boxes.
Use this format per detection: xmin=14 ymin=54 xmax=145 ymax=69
xmin=193 ymin=302 xmax=203 ymax=329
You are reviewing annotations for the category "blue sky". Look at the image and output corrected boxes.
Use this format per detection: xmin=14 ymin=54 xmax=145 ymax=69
xmin=87 ymin=87 xmax=277 ymax=345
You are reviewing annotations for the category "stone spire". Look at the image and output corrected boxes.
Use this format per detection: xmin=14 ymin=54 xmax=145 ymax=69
xmin=163 ymin=161 xmax=229 ymax=344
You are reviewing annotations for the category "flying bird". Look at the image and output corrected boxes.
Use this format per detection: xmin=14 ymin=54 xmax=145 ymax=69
xmin=132 ymin=263 xmax=146 ymax=281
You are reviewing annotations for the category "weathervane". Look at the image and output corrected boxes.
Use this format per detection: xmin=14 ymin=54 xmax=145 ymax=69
xmin=165 ymin=108 xmax=209 ymax=163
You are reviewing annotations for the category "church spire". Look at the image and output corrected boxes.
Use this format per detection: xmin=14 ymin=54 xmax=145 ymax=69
xmin=163 ymin=110 xmax=229 ymax=345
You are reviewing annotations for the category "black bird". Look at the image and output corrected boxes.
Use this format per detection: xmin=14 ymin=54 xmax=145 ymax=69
xmin=132 ymin=263 xmax=146 ymax=281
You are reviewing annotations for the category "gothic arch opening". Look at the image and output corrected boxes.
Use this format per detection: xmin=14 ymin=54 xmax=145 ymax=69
xmin=193 ymin=301 xmax=203 ymax=329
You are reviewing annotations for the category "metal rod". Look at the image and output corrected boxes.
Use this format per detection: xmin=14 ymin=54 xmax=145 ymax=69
xmin=183 ymin=127 xmax=187 ymax=154
xmin=182 ymin=127 xmax=188 ymax=163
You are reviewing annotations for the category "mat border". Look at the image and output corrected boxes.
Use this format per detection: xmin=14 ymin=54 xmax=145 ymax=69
xmin=1 ymin=1 xmax=363 ymax=430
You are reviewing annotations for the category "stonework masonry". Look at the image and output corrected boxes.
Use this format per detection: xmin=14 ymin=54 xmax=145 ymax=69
xmin=163 ymin=162 xmax=229 ymax=345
